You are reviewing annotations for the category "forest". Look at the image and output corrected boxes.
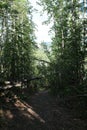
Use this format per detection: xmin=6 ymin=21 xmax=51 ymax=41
xmin=0 ymin=0 xmax=87 ymax=130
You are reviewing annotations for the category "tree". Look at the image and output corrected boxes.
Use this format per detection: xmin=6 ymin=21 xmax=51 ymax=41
xmin=0 ymin=0 xmax=36 ymax=83
xmin=39 ymin=0 xmax=86 ymax=95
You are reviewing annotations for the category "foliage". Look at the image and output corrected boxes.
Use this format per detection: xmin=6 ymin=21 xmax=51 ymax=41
xmin=39 ymin=0 xmax=87 ymax=96
xmin=0 ymin=0 xmax=35 ymax=82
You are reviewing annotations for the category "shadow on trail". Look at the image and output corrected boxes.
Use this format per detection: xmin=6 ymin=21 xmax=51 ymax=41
xmin=0 ymin=92 xmax=46 ymax=130
xmin=0 ymin=90 xmax=86 ymax=130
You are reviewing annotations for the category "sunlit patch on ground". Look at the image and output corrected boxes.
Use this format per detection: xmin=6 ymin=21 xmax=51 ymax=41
xmin=27 ymin=108 xmax=45 ymax=123
xmin=5 ymin=110 xmax=13 ymax=119
xmin=14 ymin=99 xmax=45 ymax=123
xmin=0 ymin=109 xmax=13 ymax=119
xmin=0 ymin=109 xmax=4 ymax=117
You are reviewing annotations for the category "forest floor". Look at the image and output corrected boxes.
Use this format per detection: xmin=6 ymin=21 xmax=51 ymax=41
xmin=0 ymin=89 xmax=87 ymax=130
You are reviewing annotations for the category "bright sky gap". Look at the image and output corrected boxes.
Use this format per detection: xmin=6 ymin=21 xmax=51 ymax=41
xmin=30 ymin=0 xmax=52 ymax=43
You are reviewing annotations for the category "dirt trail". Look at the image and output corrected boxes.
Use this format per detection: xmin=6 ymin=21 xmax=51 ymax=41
xmin=0 ymin=90 xmax=86 ymax=130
